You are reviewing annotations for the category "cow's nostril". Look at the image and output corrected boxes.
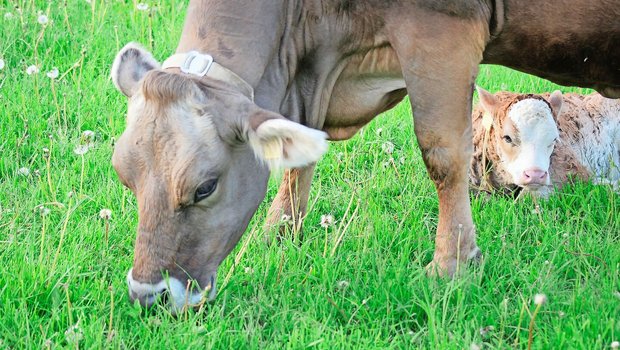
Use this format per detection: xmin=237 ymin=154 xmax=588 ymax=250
xmin=522 ymin=169 xmax=548 ymax=184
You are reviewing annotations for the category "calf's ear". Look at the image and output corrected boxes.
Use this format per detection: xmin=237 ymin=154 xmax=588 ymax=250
xmin=111 ymin=43 xmax=160 ymax=97
xmin=476 ymin=86 xmax=499 ymax=115
xmin=247 ymin=109 xmax=328 ymax=172
xmin=548 ymin=90 xmax=563 ymax=118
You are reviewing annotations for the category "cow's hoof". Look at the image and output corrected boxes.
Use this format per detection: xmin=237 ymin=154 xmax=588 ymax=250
xmin=426 ymin=246 xmax=483 ymax=277
xmin=467 ymin=245 xmax=483 ymax=264
xmin=425 ymin=259 xmax=457 ymax=277
xmin=262 ymin=220 xmax=303 ymax=245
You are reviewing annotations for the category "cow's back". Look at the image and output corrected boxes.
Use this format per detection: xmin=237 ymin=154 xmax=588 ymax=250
xmin=555 ymin=93 xmax=620 ymax=180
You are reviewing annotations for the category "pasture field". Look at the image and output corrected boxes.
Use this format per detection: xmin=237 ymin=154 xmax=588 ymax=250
xmin=0 ymin=1 xmax=618 ymax=349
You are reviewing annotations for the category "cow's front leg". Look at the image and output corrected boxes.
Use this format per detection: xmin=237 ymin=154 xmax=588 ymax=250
xmin=388 ymin=14 xmax=488 ymax=275
xmin=264 ymin=164 xmax=316 ymax=238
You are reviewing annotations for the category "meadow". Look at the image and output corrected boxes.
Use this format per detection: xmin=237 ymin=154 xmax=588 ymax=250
xmin=0 ymin=1 xmax=618 ymax=349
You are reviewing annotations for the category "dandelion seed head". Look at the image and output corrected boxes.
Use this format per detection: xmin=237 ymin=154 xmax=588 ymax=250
xmin=64 ymin=323 xmax=83 ymax=345
xmin=73 ymin=145 xmax=89 ymax=155
xmin=320 ymin=214 xmax=334 ymax=228
xmin=280 ymin=214 xmax=292 ymax=223
xmin=479 ymin=325 xmax=494 ymax=337
xmin=46 ymin=67 xmax=59 ymax=79
xmin=26 ymin=65 xmax=39 ymax=75
xmin=4 ymin=12 xmax=13 ymax=20
xmin=611 ymin=341 xmax=619 ymax=349
xmin=81 ymin=130 xmax=95 ymax=142
xmin=37 ymin=205 xmax=51 ymax=216
xmin=136 ymin=3 xmax=149 ymax=11
xmin=381 ymin=141 xmax=395 ymax=154
xmin=17 ymin=167 xmax=30 ymax=176
xmin=0 ymin=59 xmax=5 ymax=70
xmin=470 ymin=343 xmax=481 ymax=350
xmin=99 ymin=208 xmax=112 ymax=220
xmin=37 ymin=14 xmax=48 ymax=25
xmin=336 ymin=280 xmax=349 ymax=290
xmin=534 ymin=293 xmax=547 ymax=305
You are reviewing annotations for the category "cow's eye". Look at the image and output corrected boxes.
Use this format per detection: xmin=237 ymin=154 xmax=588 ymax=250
xmin=502 ymin=135 xmax=513 ymax=144
xmin=195 ymin=179 xmax=218 ymax=202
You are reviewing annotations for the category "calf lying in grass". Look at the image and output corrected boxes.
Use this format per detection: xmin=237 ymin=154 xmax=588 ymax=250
xmin=470 ymin=87 xmax=620 ymax=196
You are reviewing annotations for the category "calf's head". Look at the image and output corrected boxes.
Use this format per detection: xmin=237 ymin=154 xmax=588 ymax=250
xmin=476 ymin=87 xmax=563 ymax=191
xmin=111 ymin=43 xmax=328 ymax=311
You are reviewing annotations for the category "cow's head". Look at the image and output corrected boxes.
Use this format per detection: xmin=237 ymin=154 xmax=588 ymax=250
xmin=476 ymin=87 xmax=563 ymax=192
xmin=111 ymin=43 xmax=328 ymax=311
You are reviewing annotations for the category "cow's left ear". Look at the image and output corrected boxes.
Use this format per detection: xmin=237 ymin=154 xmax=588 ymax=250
xmin=247 ymin=109 xmax=328 ymax=171
xmin=111 ymin=43 xmax=160 ymax=97
xmin=548 ymin=90 xmax=563 ymax=118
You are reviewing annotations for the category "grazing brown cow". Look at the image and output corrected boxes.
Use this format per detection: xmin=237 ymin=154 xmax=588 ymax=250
xmin=110 ymin=0 xmax=620 ymax=311
xmin=471 ymin=87 xmax=620 ymax=196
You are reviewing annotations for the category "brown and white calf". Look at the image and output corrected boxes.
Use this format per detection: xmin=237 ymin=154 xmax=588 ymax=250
xmin=110 ymin=0 xmax=620 ymax=312
xmin=471 ymin=87 xmax=620 ymax=195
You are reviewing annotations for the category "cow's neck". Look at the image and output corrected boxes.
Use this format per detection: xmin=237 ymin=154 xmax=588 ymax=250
xmin=175 ymin=0 xmax=286 ymax=88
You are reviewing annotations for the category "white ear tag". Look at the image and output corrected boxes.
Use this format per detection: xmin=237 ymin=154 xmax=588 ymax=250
xmin=262 ymin=139 xmax=282 ymax=160
xmin=482 ymin=113 xmax=493 ymax=131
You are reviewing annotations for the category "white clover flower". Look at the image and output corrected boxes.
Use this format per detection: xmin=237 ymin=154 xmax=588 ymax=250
xmin=37 ymin=14 xmax=48 ymax=25
xmin=381 ymin=141 xmax=395 ymax=154
xmin=611 ymin=341 xmax=619 ymax=349
xmin=244 ymin=267 xmax=254 ymax=274
xmin=470 ymin=343 xmax=481 ymax=350
xmin=17 ymin=167 xmax=30 ymax=176
xmin=46 ymin=67 xmax=59 ymax=79
xmin=320 ymin=214 xmax=334 ymax=228
xmin=85 ymin=0 xmax=92 ymax=3
xmin=4 ymin=12 xmax=13 ymax=20
xmin=0 ymin=59 xmax=5 ymax=70
xmin=99 ymin=208 xmax=112 ymax=220
xmin=136 ymin=3 xmax=149 ymax=11
xmin=534 ymin=293 xmax=547 ymax=306
xmin=26 ymin=65 xmax=39 ymax=75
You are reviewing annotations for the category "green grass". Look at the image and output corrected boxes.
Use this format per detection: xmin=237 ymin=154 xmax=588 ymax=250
xmin=0 ymin=1 xmax=618 ymax=349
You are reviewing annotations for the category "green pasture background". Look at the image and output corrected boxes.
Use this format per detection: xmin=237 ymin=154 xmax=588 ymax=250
xmin=0 ymin=1 xmax=618 ymax=349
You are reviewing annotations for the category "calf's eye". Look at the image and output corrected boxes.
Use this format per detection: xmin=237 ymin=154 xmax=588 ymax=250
xmin=502 ymin=135 xmax=513 ymax=144
xmin=195 ymin=179 xmax=218 ymax=203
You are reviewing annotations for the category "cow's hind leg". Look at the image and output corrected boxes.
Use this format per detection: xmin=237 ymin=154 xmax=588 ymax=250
xmin=388 ymin=14 xmax=488 ymax=275
xmin=264 ymin=164 xmax=316 ymax=239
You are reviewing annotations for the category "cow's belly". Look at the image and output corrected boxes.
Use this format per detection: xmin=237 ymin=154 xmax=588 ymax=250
xmin=322 ymin=46 xmax=407 ymax=140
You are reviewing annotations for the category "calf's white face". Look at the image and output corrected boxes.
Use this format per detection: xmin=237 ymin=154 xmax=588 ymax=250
xmin=477 ymin=88 xmax=563 ymax=191
xmin=502 ymin=99 xmax=559 ymax=187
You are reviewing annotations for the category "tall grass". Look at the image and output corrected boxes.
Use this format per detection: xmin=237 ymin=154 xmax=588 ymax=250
xmin=0 ymin=1 xmax=618 ymax=349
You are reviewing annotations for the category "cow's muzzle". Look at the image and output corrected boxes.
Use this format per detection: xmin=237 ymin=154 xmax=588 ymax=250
xmin=126 ymin=268 xmax=217 ymax=313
